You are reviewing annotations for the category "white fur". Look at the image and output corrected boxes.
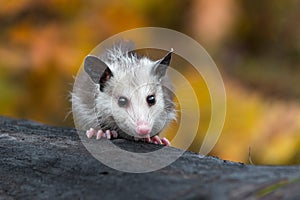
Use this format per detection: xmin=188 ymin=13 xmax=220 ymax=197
xmin=71 ymin=44 xmax=176 ymax=139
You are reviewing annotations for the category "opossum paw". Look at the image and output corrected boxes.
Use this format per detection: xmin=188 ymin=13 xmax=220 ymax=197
xmin=151 ymin=135 xmax=170 ymax=146
xmin=86 ymin=128 xmax=118 ymax=140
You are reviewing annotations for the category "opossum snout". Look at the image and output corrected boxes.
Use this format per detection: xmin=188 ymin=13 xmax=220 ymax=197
xmin=136 ymin=121 xmax=151 ymax=135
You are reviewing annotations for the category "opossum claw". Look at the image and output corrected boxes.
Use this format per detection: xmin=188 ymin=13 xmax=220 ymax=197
xmin=86 ymin=128 xmax=97 ymax=138
xmin=96 ymin=130 xmax=104 ymax=140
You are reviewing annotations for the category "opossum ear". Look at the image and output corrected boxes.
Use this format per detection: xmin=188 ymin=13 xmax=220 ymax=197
xmin=84 ymin=55 xmax=113 ymax=92
xmin=153 ymin=49 xmax=173 ymax=80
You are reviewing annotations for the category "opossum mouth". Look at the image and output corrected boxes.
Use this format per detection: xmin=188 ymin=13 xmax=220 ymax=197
xmin=134 ymin=134 xmax=151 ymax=142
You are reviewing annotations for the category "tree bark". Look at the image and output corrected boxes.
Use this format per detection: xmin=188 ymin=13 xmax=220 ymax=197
xmin=0 ymin=116 xmax=299 ymax=200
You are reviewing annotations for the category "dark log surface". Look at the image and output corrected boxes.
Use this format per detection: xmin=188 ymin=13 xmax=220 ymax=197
xmin=0 ymin=116 xmax=299 ymax=200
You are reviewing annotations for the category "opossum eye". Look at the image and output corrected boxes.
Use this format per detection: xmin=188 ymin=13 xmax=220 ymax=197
xmin=118 ymin=96 xmax=128 ymax=107
xmin=146 ymin=95 xmax=156 ymax=106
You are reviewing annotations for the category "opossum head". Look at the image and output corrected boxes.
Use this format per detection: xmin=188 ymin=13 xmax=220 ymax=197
xmin=84 ymin=49 xmax=175 ymax=138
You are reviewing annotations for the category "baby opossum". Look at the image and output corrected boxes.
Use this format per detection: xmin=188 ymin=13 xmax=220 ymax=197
xmin=71 ymin=41 xmax=176 ymax=146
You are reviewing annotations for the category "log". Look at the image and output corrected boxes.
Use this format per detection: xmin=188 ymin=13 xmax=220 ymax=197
xmin=0 ymin=116 xmax=299 ymax=200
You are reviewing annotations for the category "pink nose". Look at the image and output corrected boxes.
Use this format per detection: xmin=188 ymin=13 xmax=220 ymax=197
xmin=136 ymin=121 xmax=151 ymax=135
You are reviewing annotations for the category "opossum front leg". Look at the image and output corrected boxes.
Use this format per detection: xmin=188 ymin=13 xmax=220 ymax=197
xmin=86 ymin=128 xmax=118 ymax=140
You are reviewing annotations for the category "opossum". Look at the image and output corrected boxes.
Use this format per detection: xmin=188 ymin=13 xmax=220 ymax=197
xmin=71 ymin=41 xmax=176 ymax=145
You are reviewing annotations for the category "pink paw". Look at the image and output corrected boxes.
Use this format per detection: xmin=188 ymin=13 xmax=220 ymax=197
xmin=86 ymin=128 xmax=118 ymax=140
xmin=151 ymin=135 xmax=171 ymax=146
xmin=134 ymin=135 xmax=170 ymax=146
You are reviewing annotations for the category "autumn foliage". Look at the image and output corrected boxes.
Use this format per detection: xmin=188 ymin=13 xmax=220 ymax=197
xmin=0 ymin=0 xmax=299 ymax=165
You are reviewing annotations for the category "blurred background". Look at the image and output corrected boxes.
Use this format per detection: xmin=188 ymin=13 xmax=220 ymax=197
xmin=1 ymin=0 xmax=299 ymax=165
